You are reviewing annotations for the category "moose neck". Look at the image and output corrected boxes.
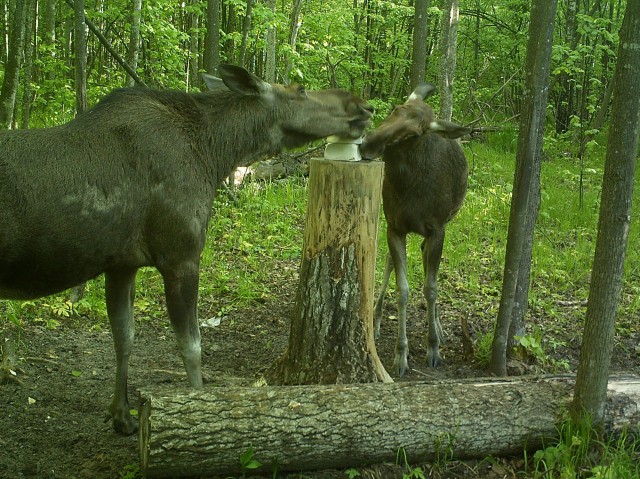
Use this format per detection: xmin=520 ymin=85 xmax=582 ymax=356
xmin=192 ymin=92 xmax=286 ymax=187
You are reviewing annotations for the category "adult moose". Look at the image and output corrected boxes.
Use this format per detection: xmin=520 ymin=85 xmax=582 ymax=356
xmin=0 ymin=64 xmax=373 ymax=435
xmin=360 ymin=83 xmax=470 ymax=376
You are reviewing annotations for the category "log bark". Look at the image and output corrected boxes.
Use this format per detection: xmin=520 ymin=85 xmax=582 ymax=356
xmin=138 ymin=375 xmax=640 ymax=477
xmin=267 ymin=159 xmax=391 ymax=385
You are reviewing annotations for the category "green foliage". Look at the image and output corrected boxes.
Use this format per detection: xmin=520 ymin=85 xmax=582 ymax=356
xmin=474 ymin=332 xmax=494 ymax=367
xmin=5 ymin=0 xmax=627 ymax=140
xmin=396 ymin=448 xmax=427 ymax=479
xmin=118 ymin=464 xmax=141 ymax=479
xmin=515 ymin=331 xmax=570 ymax=373
xmin=239 ymin=445 xmax=262 ymax=476
xmin=345 ymin=468 xmax=361 ymax=479
xmin=533 ymin=420 xmax=640 ymax=479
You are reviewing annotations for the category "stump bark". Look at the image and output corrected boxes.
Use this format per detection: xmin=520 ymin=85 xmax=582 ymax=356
xmin=138 ymin=375 xmax=640 ymax=478
xmin=267 ymin=158 xmax=391 ymax=385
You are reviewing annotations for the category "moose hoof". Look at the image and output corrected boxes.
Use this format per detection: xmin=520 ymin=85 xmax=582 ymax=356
xmin=108 ymin=412 xmax=138 ymax=436
xmin=114 ymin=417 xmax=138 ymax=436
xmin=426 ymin=349 xmax=442 ymax=368
xmin=393 ymin=355 xmax=409 ymax=377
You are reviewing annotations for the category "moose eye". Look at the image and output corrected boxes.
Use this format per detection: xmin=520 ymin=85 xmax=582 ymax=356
xmin=298 ymin=85 xmax=307 ymax=96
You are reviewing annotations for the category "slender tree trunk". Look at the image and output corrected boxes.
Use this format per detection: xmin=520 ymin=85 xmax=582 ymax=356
xmin=224 ymin=2 xmax=237 ymax=64
xmin=237 ymin=0 xmax=253 ymax=68
xmin=20 ymin=0 xmax=35 ymax=129
xmin=0 ymin=0 xmax=26 ymax=129
xmin=125 ymin=0 xmax=142 ymax=87
xmin=203 ymin=0 xmax=220 ymax=75
xmin=187 ymin=0 xmax=199 ymax=87
xmin=63 ymin=0 xmax=146 ymax=87
xmin=41 ymin=0 xmax=56 ymax=59
xmin=73 ymin=0 xmax=86 ymax=114
xmin=572 ymin=0 xmax=640 ymax=429
xmin=410 ymin=0 xmax=429 ymax=90
xmin=284 ymin=0 xmax=303 ymax=82
xmin=489 ymin=0 xmax=557 ymax=376
xmin=438 ymin=0 xmax=459 ymax=121
xmin=555 ymin=0 xmax=578 ymax=134
xmin=1 ymin=0 xmax=7 ymax=64
xmin=264 ymin=0 xmax=276 ymax=82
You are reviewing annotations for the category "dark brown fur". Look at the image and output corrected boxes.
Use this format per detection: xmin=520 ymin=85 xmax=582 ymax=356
xmin=360 ymin=83 xmax=469 ymax=375
xmin=0 ymin=65 xmax=373 ymax=434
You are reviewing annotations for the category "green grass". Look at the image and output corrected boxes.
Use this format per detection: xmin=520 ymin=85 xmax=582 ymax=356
xmin=532 ymin=419 xmax=640 ymax=478
xmin=3 ymin=137 xmax=640 ymax=477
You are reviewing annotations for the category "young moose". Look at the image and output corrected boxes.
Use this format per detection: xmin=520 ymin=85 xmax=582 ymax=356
xmin=359 ymin=83 xmax=470 ymax=376
xmin=0 ymin=65 xmax=373 ymax=435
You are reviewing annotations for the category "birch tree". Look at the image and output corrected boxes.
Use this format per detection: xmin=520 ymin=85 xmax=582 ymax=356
xmin=438 ymin=0 xmax=459 ymax=122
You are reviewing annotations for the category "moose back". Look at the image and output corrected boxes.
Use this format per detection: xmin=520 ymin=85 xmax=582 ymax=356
xmin=0 ymin=64 xmax=373 ymax=434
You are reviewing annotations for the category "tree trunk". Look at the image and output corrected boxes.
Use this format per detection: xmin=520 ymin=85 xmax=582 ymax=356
xmin=237 ymin=0 xmax=253 ymax=68
xmin=438 ymin=0 xmax=459 ymax=122
xmin=187 ymin=0 xmax=200 ymax=87
xmin=409 ymin=0 xmax=429 ymax=90
xmin=490 ymin=0 xmax=557 ymax=376
xmin=63 ymin=0 xmax=146 ymax=86
xmin=203 ymin=0 xmax=220 ymax=75
xmin=0 ymin=0 xmax=26 ymax=129
xmin=284 ymin=0 xmax=303 ymax=82
xmin=73 ymin=0 xmax=87 ymax=114
xmin=224 ymin=2 xmax=237 ymax=64
xmin=19 ymin=0 xmax=35 ymax=129
xmin=572 ymin=0 xmax=640 ymax=429
xmin=555 ymin=0 xmax=578 ymax=134
xmin=264 ymin=0 xmax=276 ymax=83
xmin=40 ymin=0 xmax=57 ymax=69
xmin=138 ymin=375 xmax=640 ymax=478
xmin=267 ymin=159 xmax=391 ymax=385
xmin=125 ymin=0 xmax=142 ymax=87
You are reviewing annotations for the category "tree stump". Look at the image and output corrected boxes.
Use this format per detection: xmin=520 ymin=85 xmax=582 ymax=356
xmin=138 ymin=375 xmax=640 ymax=477
xmin=267 ymin=158 xmax=391 ymax=385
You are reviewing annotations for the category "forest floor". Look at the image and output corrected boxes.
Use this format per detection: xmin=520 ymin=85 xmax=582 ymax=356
xmin=1 ymin=156 xmax=639 ymax=478
xmin=2 ymin=271 xmax=639 ymax=479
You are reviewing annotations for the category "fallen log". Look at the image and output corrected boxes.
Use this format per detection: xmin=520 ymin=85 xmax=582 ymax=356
xmin=139 ymin=375 xmax=640 ymax=477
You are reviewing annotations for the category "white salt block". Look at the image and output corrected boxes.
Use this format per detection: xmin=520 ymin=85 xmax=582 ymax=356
xmin=324 ymin=136 xmax=363 ymax=162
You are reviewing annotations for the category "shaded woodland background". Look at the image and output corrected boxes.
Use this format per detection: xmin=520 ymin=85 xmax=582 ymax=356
xmin=0 ymin=0 xmax=627 ymax=140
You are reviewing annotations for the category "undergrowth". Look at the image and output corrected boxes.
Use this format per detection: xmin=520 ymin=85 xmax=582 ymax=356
xmin=3 ymin=135 xmax=640 ymax=477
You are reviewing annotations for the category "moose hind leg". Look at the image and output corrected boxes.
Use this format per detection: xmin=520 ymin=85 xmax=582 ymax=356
xmin=162 ymin=261 xmax=203 ymax=389
xmin=374 ymin=254 xmax=394 ymax=339
xmin=105 ymin=268 xmax=138 ymax=435
xmin=387 ymin=230 xmax=410 ymax=376
xmin=422 ymin=230 xmax=445 ymax=367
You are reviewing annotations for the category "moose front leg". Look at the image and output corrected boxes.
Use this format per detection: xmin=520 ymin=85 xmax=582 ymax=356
xmin=422 ymin=231 xmax=445 ymax=367
xmin=162 ymin=262 xmax=203 ymax=390
xmin=374 ymin=254 xmax=394 ymax=339
xmin=105 ymin=268 xmax=138 ymax=435
xmin=387 ymin=230 xmax=410 ymax=377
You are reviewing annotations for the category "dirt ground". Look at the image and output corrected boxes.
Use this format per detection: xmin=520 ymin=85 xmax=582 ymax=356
xmin=1 ymin=268 xmax=638 ymax=479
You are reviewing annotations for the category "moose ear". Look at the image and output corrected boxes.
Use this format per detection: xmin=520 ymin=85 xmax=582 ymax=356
xmin=201 ymin=73 xmax=226 ymax=91
xmin=218 ymin=64 xmax=272 ymax=98
xmin=429 ymin=120 xmax=472 ymax=139
xmin=407 ymin=83 xmax=436 ymax=102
